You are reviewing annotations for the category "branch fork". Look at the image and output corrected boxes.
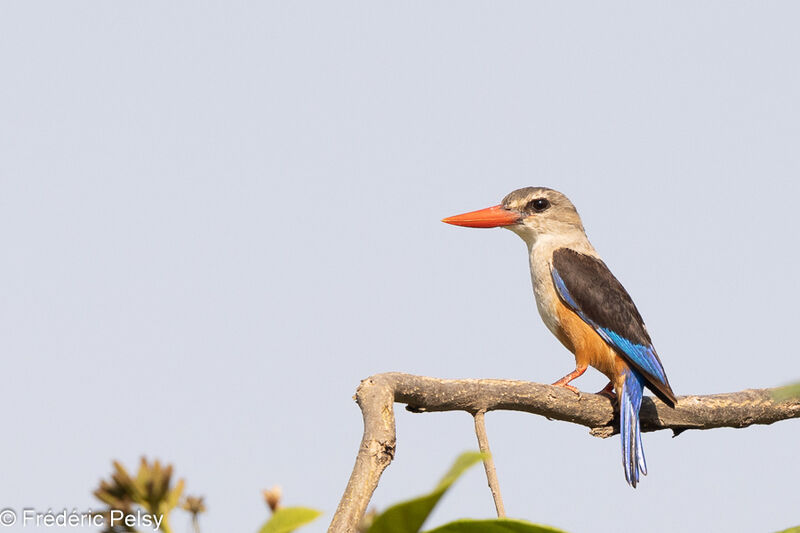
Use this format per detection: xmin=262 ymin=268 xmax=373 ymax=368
xmin=328 ymin=373 xmax=800 ymax=533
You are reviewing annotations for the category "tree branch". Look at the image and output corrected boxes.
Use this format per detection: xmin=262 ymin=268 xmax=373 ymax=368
xmin=328 ymin=372 xmax=800 ymax=533
xmin=472 ymin=410 xmax=505 ymax=518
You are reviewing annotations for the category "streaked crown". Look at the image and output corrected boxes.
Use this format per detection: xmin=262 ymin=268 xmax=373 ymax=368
xmin=501 ymin=187 xmax=584 ymax=237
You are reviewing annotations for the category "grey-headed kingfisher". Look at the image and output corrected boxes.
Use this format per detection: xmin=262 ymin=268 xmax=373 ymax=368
xmin=443 ymin=187 xmax=676 ymax=487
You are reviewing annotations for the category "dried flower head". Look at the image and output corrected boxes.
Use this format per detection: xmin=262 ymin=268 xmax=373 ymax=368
xmin=262 ymin=485 xmax=282 ymax=512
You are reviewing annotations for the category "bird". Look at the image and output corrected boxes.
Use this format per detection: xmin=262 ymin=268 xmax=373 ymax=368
xmin=442 ymin=186 xmax=676 ymax=487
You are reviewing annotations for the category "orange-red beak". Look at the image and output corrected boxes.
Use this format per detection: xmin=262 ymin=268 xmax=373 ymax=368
xmin=442 ymin=205 xmax=522 ymax=228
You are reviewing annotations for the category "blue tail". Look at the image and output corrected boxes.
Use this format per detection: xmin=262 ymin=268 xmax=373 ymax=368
xmin=620 ymin=369 xmax=647 ymax=487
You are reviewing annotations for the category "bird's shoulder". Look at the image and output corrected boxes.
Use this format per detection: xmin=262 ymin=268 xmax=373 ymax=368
xmin=550 ymin=247 xmax=651 ymax=347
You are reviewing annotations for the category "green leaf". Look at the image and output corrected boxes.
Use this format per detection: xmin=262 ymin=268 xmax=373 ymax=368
xmin=773 ymin=383 xmax=800 ymax=401
xmin=423 ymin=518 xmax=567 ymax=533
xmin=775 ymin=527 xmax=800 ymax=533
xmin=258 ymin=507 xmax=322 ymax=533
xmin=368 ymin=451 xmax=485 ymax=533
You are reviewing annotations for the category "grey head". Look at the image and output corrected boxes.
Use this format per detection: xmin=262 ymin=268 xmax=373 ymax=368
xmin=499 ymin=187 xmax=585 ymax=245
xmin=442 ymin=186 xmax=587 ymax=247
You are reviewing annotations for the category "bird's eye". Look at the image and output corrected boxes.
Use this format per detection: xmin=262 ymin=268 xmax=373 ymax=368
xmin=528 ymin=198 xmax=550 ymax=212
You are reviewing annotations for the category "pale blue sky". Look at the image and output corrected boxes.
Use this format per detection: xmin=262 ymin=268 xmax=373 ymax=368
xmin=1 ymin=2 xmax=799 ymax=533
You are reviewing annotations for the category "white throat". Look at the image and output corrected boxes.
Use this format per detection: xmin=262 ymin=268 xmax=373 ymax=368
xmin=505 ymin=226 xmax=598 ymax=342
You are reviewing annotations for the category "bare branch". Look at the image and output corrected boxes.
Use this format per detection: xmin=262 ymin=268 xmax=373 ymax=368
xmin=328 ymin=373 xmax=800 ymax=533
xmin=473 ymin=410 xmax=505 ymax=518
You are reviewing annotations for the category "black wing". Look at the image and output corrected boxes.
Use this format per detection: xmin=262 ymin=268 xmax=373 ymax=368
xmin=551 ymin=248 xmax=676 ymax=406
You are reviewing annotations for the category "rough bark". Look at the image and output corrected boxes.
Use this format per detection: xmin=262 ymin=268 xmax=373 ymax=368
xmin=328 ymin=373 xmax=800 ymax=533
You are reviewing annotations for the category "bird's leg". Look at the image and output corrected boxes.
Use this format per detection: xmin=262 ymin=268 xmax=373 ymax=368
xmin=551 ymin=364 xmax=588 ymax=394
xmin=595 ymin=380 xmax=616 ymax=400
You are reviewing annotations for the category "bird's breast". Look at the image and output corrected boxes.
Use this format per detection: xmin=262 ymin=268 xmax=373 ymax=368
xmin=529 ymin=254 xmax=572 ymax=349
xmin=527 ymin=245 xmax=626 ymax=381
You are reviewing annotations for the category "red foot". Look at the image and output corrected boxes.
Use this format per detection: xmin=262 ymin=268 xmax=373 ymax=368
xmin=595 ymin=381 xmax=616 ymax=400
xmin=552 ymin=382 xmax=581 ymax=394
xmin=551 ymin=365 xmax=588 ymax=395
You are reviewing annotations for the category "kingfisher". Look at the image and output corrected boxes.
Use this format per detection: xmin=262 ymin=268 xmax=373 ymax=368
xmin=442 ymin=186 xmax=676 ymax=487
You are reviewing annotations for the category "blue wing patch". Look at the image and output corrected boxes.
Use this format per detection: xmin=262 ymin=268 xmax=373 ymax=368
xmin=597 ymin=329 xmax=667 ymax=386
xmin=551 ymin=267 xmax=668 ymax=387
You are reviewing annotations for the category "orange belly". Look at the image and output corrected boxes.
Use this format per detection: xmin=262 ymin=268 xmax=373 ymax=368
xmin=554 ymin=298 xmax=629 ymax=384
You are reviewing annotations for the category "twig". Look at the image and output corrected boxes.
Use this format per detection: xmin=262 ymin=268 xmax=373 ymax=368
xmin=327 ymin=373 xmax=800 ymax=533
xmin=473 ymin=410 xmax=505 ymax=518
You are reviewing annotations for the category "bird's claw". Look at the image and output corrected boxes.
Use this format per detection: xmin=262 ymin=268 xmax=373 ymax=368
xmin=596 ymin=390 xmax=616 ymax=401
xmin=595 ymin=382 xmax=617 ymax=401
xmin=552 ymin=382 xmax=581 ymax=396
